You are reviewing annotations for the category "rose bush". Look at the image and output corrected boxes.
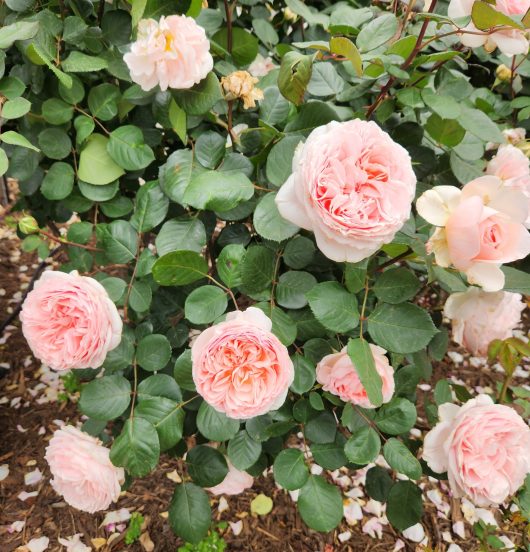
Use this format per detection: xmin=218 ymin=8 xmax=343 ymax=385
xmin=2 ymin=0 xmax=530 ymax=545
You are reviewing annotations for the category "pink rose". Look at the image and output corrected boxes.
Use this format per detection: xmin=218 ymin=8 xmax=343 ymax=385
xmin=275 ymin=120 xmax=416 ymax=262
xmin=448 ymin=0 xmax=530 ymax=55
xmin=207 ymin=460 xmax=254 ymax=495
xmin=124 ymin=16 xmax=213 ymax=92
xmin=248 ymin=54 xmax=277 ymax=77
xmin=417 ymin=176 xmax=530 ymax=291
xmin=20 ymin=271 xmax=122 ymax=371
xmin=423 ymin=394 xmax=530 ymax=506
xmin=45 ymin=426 xmax=124 ymax=513
xmin=444 ymin=287 xmax=525 ymax=356
xmin=316 ymin=345 xmax=395 ymax=408
xmin=486 ymin=145 xmax=530 ymax=225
xmin=191 ymin=307 xmax=294 ymax=419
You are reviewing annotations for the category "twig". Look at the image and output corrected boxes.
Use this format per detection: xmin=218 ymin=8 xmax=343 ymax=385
xmin=375 ymin=247 xmax=414 ymax=272
xmin=39 ymin=229 xmax=102 ymax=252
xmin=123 ymin=233 xmax=142 ymax=324
xmin=359 ymin=275 xmax=370 ymax=338
xmin=97 ymin=0 xmax=105 ymax=25
xmin=0 ymin=246 xmax=61 ymax=337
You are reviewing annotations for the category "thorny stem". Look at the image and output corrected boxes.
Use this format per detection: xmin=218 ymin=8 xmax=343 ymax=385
xmin=223 ymin=0 xmax=237 ymax=144
xmin=353 ymin=405 xmax=388 ymax=442
xmin=39 ymin=229 xmax=102 ymax=252
xmin=375 ymin=247 xmax=414 ymax=272
xmin=498 ymin=371 xmax=513 ymax=404
xmin=359 ymin=276 xmax=370 ymax=339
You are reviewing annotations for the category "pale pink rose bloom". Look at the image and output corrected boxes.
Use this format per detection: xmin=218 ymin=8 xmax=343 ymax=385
xmin=207 ymin=460 xmax=254 ymax=495
xmin=423 ymin=394 xmax=530 ymax=506
xmin=248 ymin=54 xmax=277 ymax=77
xmin=448 ymin=0 xmax=530 ymax=55
xmin=417 ymin=176 xmax=530 ymax=291
xmin=275 ymin=120 xmax=416 ymax=262
xmin=45 ymin=426 xmax=124 ymax=513
xmin=444 ymin=286 xmax=525 ymax=356
xmin=486 ymin=145 xmax=530 ymax=225
xmin=316 ymin=345 xmax=395 ymax=408
xmin=124 ymin=16 xmax=213 ymax=91
xmin=191 ymin=307 xmax=294 ymax=419
xmin=20 ymin=271 xmax=122 ymax=371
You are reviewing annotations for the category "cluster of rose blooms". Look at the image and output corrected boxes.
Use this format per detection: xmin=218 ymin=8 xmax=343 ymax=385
xmin=17 ymin=8 xmax=530 ymax=525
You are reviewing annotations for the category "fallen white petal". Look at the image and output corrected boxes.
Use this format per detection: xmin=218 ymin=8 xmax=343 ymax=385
xmin=100 ymin=508 xmax=131 ymax=528
xmin=217 ymin=497 xmax=229 ymax=513
xmin=338 ymin=531 xmax=351 ymax=543
xmin=229 ymin=520 xmax=243 ymax=536
xmin=447 ymin=545 xmax=463 ymax=552
xmin=343 ymin=498 xmax=363 ymax=525
xmin=402 ymin=523 xmax=425 ymax=543
xmin=25 ymin=468 xmax=43 ymax=486
xmin=58 ymin=534 xmax=91 ymax=552
xmin=453 ymin=521 xmax=465 ymax=539
xmin=9 ymin=520 xmax=26 ymax=533
xmin=18 ymin=491 xmax=39 ymax=501
xmin=0 ymin=464 xmax=9 ymax=481
xmin=27 ymin=536 xmax=50 ymax=552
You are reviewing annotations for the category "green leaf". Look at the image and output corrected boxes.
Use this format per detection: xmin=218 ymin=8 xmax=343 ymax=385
xmin=74 ymin=115 xmax=95 ymax=146
xmin=196 ymin=401 xmax=239 ymax=441
xmin=284 ymin=100 xmax=337 ymax=135
xmin=187 ymin=444 xmax=228 ymax=487
xmin=298 ymin=475 xmax=342 ymax=532
xmin=227 ymin=430 xmax=262 ymax=470
xmin=260 ymin=87 xmax=291 ymax=126
xmin=102 ymin=220 xmax=137 ymax=263
xmin=254 ymin=193 xmax=299 ymax=242
xmin=0 ymin=130 xmax=39 ymax=151
xmin=41 ymin=162 xmax=74 ymax=200
xmin=421 ymin=89 xmax=461 ymax=119
xmin=344 ymin=426 xmax=381 ymax=465
xmin=185 ymin=285 xmax=228 ymax=324
xmin=276 ymin=271 xmax=316 ymax=309
xmin=156 ymin=217 xmax=206 ymax=256
xmin=502 ymin=266 xmax=530 ymax=293
xmin=2 ymin=97 xmax=31 ymax=119
xmin=386 ymin=481 xmax=423 ymax=531
xmin=78 ymin=134 xmax=125 ymax=185
xmin=110 ymin=417 xmax=160 ymax=477
xmin=383 ymin=438 xmax=422 ymax=479
xmin=137 ymin=373 xmax=182 ymax=402
xmin=79 ymin=375 xmax=131 ymax=421
xmin=174 ymin=349 xmax=196 ymax=392
xmin=61 ymin=51 xmax=109 ymax=72
xmin=136 ymin=334 xmax=172 ymax=372
xmin=278 ymin=51 xmax=313 ymax=106
xmin=0 ymin=149 xmax=8 ymax=177
xmin=158 ymin=149 xmax=193 ymax=204
xmin=29 ymin=42 xmax=73 ymax=88
xmin=38 ymin=128 xmax=71 ymax=160
xmin=253 ymin=18 xmax=279 ymax=46
xmin=240 ymin=245 xmax=275 ymax=293
xmin=266 ymin=135 xmax=302 ymax=187
xmin=375 ymin=397 xmax=417 ymax=435
xmin=347 ymin=339 xmax=383 ymax=408
xmin=365 ymin=466 xmax=393 ymax=502
xmin=129 ymin=280 xmax=153 ymax=313
xmin=107 ymin=125 xmax=155 ymax=170
xmin=434 ymin=379 xmax=452 ymax=406
xmin=471 ymin=1 xmax=524 ymax=30
xmin=169 ymin=483 xmax=211 ymax=544
xmin=0 ymin=21 xmax=39 ymax=49
xmin=273 ymin=448 xmax=309 ymax=490
xmin=135 ymin=397 xmax=185 ymax=451
xmin=152 ymin=250 xmax=208 ymax=286
xmin=329 ymin=36 xmax=362 ymax=76
xmin=183 ymin=170 xmax=254 ymax=212
xmin=307 ymin=62 xmax=344 ymax=97
xmin=169 ymin=99 xmax=187 ymax=143
xmin=373 ymin=268 xmax=421 ymax=304
xmin=87 ymin=83 xmax=120 ymax=121
xmin=213 ymin=27 xmax=258 ymax=66
xmin=290 ymin=355 xmax=316 ymax=394
xmin=173 ymin=72 xmax=222 ymax=115
xmin=130 ymin=181 xmax=169 ymax=232
xmin=42 ymin=98 xmax=74 ymax=125
xmin=357 ymin=13 xmax=398 ymax=52
xmin=306 ymin=282 xmax=359 ymax=333
xmin=367 ymin=302 xmax=437 ymax=354
xmin=425 ymin=114 xmax=465 ymax=147
xmin=217 ymin=244 xmax=246 ymax=288
xmin=459 ymin=106 xmax=504 ymax=143
xmin=195 ymin=130 xmax=225 ymax=169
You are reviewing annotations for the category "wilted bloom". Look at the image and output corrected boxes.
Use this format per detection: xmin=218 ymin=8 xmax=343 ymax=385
xmin=423 ymin=394 xmax=530 ymax=506
xmin=444 ymin=287 xmax=525 ymax=356
xmin=45 ymin=426 xmax=124 ymax=513
xmin=276 ymin=119 xmax=416 ymax=262
xmin=20 ymin=271 xmax=122 ymax=371
xmin=416 ymin=176 xmax=530 ymax=291
xmin=221 ymin=71 xmax=264 ymax=109
xmin=191 ymin=307 xmax=294 ymax=419
xmin=124 ymin=15 xmax=213 ymax=91
xmin=448 ymin=0 xmax=530 ymax=56
xmin=495 ymin=63 xmax=512 ymax=82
